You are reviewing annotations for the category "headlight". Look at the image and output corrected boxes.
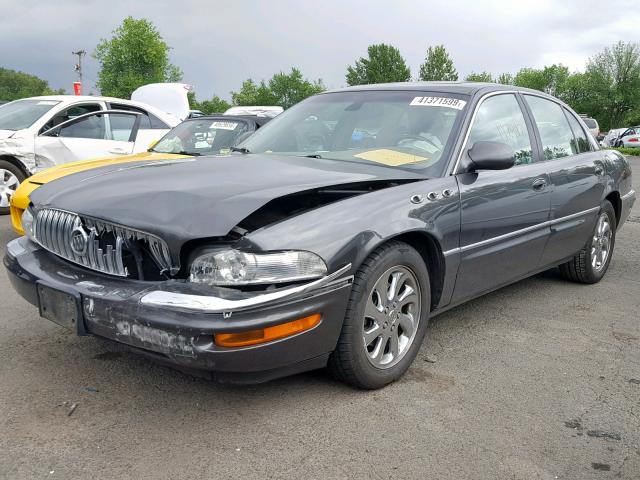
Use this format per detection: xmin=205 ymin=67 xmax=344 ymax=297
xmin=21 ymin=208 xmax=35 ymax=239
xmin=189 ymin=249 xmax=327 ymax=286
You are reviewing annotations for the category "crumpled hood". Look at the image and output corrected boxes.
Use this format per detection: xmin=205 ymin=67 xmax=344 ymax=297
xmin=30 ymin=154 xmax=424 ymax=255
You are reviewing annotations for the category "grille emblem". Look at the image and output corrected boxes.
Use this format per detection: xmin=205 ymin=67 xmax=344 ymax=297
xmin=69 ymin=224 xmax=89 ymax=256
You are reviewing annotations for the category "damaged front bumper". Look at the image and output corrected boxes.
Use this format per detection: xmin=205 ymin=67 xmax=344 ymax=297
xmin=4 ymin=237 xmax=353 ymax=383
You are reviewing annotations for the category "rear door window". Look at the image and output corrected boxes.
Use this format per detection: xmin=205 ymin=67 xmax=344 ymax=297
xmin=109 ymin=103 xmax=169 ymax=129
xmin=564 ymin=110 xmax=592 ymax=154
xmin=524 ymin=95 xmax=576 ymax=160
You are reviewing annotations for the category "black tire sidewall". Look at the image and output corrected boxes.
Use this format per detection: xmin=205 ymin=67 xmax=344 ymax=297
xmin=340 ymin=243 xmax=431 ymax=388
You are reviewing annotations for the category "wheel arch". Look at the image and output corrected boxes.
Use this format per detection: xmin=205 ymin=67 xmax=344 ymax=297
xmin=605 ymin=191 xmax=621 ymax=226
xmin=0 ymin=155 xmax=30 ymax=178
xmin=358 ymin=230 xmax=446 ymax=312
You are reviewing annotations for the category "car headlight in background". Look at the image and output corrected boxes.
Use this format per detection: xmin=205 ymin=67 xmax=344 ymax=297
xmin=21 ymin=208 xmax=35 ymax=240
xmin=189 ymin=249 xmax=327 ymax=286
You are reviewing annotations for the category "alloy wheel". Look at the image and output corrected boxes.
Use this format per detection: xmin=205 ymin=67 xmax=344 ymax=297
xmin=0 ymin=168 xmax=19 ymax=208
xmin=363 ymin=265 xmax=421 ymax=369
xmin=591 ymin=212 xmax=612 ymax=271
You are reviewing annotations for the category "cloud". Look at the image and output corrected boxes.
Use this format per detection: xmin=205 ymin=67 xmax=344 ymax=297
xmin=0 ymin=0 xmax=638 ymax=99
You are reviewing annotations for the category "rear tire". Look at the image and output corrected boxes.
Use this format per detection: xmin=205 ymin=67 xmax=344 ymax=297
xmin=328 ymin=241 xmax=431 ymax=389
xmin=559 ymin=201 xmax=616 ymax=284
xmin=0 ymin=160 xmax=25 ymax=215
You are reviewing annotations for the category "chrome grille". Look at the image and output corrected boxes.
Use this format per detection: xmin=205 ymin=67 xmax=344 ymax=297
xmin=32 ymin=208 xmax=175 ymax=277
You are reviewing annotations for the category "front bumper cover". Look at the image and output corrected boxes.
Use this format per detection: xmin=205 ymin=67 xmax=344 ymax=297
xmin=4 ymin=237 xmax=353 ymax=383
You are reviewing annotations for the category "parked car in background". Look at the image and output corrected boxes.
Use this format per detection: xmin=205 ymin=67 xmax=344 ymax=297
xmin=612 ymin=126 xmax=640 ymax=148
xmin=9 ymin=114 xmax=271 ymax=234
xmin=0 ymin=83 xmax=190 ymax=214
xmin=579 ymin=115 xmax=599 ymax=139
xmin=5 ymin=83 xmax=635 ymax=389
xmin=601 ymin=128 xmax=627 ymax=147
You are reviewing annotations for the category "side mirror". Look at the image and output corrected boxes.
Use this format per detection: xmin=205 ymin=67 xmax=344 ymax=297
xmin=464 ymin=141 xmax=515 ymax=172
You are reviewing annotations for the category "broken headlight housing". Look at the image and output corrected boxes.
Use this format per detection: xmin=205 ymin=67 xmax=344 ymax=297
xmin=189 ymin=249 xmax=327 ymax=286
xmin=21 ymin=207 xmax=35 ymax=240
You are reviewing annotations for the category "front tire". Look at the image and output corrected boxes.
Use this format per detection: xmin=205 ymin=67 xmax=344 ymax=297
xmin=328 ymin=241 xmax=431 ymax=389
xmin=0 ymin=160 xmax=25 ymax=215
xmin=559 ymin=200 xmax=616 ymax=284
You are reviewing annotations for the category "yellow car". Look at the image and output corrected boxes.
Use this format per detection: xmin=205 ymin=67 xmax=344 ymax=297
xmin=10 ymin=114 xmax=269 ymax=234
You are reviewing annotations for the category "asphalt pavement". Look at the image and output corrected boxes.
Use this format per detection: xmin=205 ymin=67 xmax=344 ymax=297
xmin=1 ymin=158 xmax=638 ymax=479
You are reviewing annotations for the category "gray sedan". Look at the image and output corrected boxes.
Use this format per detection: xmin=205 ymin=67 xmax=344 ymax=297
xmin=4 ymin=83 xmax=636 ymax=389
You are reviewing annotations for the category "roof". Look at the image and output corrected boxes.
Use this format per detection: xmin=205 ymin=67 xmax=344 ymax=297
xmin=18 ymin=95 xmax=143 ymax=103
xmin=325 ymin=81 xmax=549 ymax=97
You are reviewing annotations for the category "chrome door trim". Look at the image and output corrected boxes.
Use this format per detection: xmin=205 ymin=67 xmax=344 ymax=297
xmin=443 ymin=206 xmax=600 ymax=256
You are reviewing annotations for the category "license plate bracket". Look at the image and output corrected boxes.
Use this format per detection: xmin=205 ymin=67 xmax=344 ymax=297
xmin=37 ymin=282 xmax=82 ymax=333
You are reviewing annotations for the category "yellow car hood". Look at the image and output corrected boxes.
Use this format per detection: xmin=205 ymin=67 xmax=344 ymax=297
xmin=10 ymin=150 xmax=189 ymax=235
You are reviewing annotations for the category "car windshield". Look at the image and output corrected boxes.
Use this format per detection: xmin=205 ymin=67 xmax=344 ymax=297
xmin=0 ymin=99 xmax=60 ymax=130
xmin=151 ymin=118 xmax=250 ymax=155
xmin=241 ymin=90 xmax=468 ymax=176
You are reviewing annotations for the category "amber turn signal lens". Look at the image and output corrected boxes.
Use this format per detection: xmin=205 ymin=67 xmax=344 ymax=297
xmin=214 ymin=314 xmax=322 ymax=348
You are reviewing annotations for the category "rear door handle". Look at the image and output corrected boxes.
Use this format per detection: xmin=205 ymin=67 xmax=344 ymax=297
xmin=109 ymin=148 xmax=128 ymax=155
xmin=532 ymin=178 xmax=547 ymax=191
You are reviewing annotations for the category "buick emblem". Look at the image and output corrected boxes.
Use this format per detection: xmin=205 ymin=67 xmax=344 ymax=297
xmin=69 ymin=224 xmax=89 ymax=256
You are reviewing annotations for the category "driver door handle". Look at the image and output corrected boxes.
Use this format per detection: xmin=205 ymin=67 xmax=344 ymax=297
xmin=532 ymin=178 xmax=547 ymax=191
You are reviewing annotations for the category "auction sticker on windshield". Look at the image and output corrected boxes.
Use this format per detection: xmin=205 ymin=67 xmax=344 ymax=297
xmin=210 ymin=121 xmax=238 ymax=130
xmin=410 ymin=96 xmax=466 ymax=110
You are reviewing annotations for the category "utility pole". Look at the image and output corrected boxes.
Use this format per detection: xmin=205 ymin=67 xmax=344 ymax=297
xmin=72 ymin=50 xmax=86 ymax=83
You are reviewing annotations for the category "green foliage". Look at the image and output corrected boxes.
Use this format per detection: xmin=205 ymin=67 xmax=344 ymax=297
xmin=582 ymin=41 xmax=640 ymax=130
xmin=187 ymin=92 xmax=231 ymax=114
xmin=465 ymin=71 xmax=493 ymax=82
xmin=346 ymin=44 xmax=411 ymax=86
xmin=605 ymin=146 xmax=640 ymax=156
xmin=268 ymin=68 xmax=325 ymax=109
xmin=231 ymin=79 xmax=277 ymax=106
xmin=419 ymin=45 xmax=458 ymax=81
xmin=93 ymin=17 xmax=183 ymax=98
xmin=496 ymin=73 xmax=514 ymax=85
xmin=232 ymin=68 xmax=325 ymax=109
xmin=0 ymin=67 xmax=63 ymax=100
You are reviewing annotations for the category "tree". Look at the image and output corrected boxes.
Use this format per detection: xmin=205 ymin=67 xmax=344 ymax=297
xmin=496 ymin=73 xmax=514 ymax=85
xmin=465 ymin=71 xmax=493 ymax=82
xmin=419 ymin=45 xmax=458 ymax=81
xmin=346 ymin=44 xmax=411 ymax=86
xmin=188 ymin=92 xmax=231 ymax=114
xmin=231 ymin=69 xmax=325 ymax=109
xmin=513 ymin=64 xmax=570 ymax=96
xmin=267 ymin=68 xmax=325 ymax=109
xmin=231 ymin=79 xmax=277 ymax=106
xmin=0 ymin=67 xmax=63 ymax=100
xmin=583 ymin=41 xmax=640 ymax=129
xmin=93 ymin=17 xmax=183 ymax=98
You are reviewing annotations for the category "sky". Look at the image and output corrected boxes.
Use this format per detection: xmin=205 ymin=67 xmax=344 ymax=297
xmin=1 ymin=0 xmax=639 ymax=100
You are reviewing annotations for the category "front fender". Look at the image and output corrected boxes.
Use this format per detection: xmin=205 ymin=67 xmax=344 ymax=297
xmin=238 ymin=177 xmax=461 ymax=276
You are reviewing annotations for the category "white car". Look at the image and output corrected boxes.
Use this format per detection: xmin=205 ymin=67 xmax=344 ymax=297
xmin=601 ymin=128 xmax=627 ymax=147
xmin=0 ymin=83 xmax=190 ymax=212
xmin=616 ymin=127 xmax=640 ymax=148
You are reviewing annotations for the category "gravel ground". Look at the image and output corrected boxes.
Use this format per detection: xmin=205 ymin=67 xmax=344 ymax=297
xmin=0 ymin=158 xmax=638 ymax=480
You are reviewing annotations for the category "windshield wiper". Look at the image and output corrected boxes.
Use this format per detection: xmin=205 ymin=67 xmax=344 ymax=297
xmin=231 ymin=146 xmax=251 ymax=154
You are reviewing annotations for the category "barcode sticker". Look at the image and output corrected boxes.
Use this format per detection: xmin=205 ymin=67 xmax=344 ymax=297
xmin=410 ymin=97 xmax=466 ymax=110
